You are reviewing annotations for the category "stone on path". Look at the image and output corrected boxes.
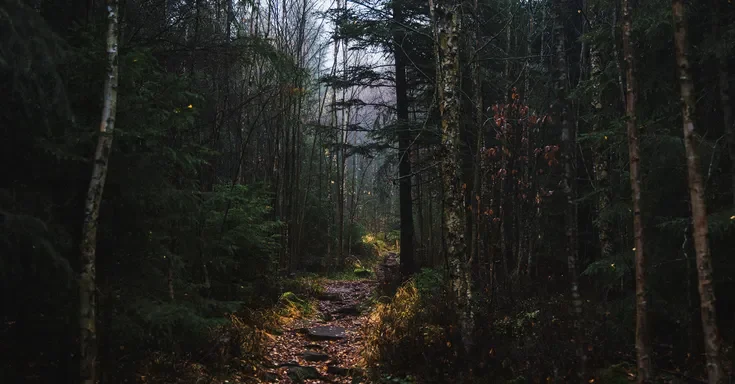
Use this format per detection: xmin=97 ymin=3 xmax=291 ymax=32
xmin=335 ymin=304 xmax=360 ymax=316
xmin=318 ymin=292 xmax=342 ymax=301
xmin=278 ymin=360 xmax=300 ymax=367
xmin=301 ymin=350 xmax=330 ymax=362
xmin=327 ymin=365 xmax=350 ymax=376
xmin=307 ymin=325 xmax=346 ymax=340
xmin=259 ymin=371 xmax=278 ymax=382
xmin=327 ymin=365 xmax=366 ymax=378
xmin=287 ymin=365 xmax=321 ymax=382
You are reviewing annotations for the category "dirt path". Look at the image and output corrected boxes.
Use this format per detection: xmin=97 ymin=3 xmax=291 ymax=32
xmin=261 ymin=279 xmax=377 ymax=383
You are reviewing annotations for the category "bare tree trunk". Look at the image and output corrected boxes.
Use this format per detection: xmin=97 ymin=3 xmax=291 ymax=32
xmin=328 ymin=31 xmax=340 ymax=267
xmin=611 ymin=4 xmax=626 ymax=110
xmin=621 ymin=0 xmax=653 ymax=380
xmin=590 ymin=42 xmax=611 ymax=267
xmin=338 ymin=25 xmax=348 ymax=267
xmin=711 ymin=0 xmax=735 ymax=206
xmin=79 ymin=1 xmax=119 ymax=382
xmin=469 ymin=0 xmax=483 ymax=289
xmin=672 ymin=2 xmax=726 ymax=383
xmin=430 ymin=0 xmax=472 ymax=358
xmin=394 ymin=0 xmax=415 ymax=278
xmin=553 ymin=0 xmax=585 ymax=381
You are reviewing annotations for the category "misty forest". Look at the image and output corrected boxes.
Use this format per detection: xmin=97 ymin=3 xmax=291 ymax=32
xmin=2 ymin=0 xmax=735 ymax=382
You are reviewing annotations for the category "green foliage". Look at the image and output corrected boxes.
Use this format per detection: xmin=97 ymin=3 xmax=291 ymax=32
xmin=380 ymin=374 xmax=416 ymax=384
xmin=413 ymin=268 xmax=443 ymax=296
xmin=594 ymin=363 xmax=635 ymax=384
xmin=281 ymin=275 xmax=327 ymax=298
xmin=385 ymin=229 xmax=400 ymax=243
xmin=0 ymin=0 xmax=70 ymax=123
xmin=278 ymin=291 xmax=316 ymax=318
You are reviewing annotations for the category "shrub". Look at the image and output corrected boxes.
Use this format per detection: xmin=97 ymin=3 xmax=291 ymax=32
xmin=278 ymin=291 xmax=317 ymax=318
xmin=363 ymin=269 xmax=455 ymax=382
xmin=135 ymin=310 xmax=275 ymax=383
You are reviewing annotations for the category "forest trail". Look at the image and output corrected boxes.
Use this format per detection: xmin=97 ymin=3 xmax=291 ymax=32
xmin=261 ymin=277 xmax=380 ymax=383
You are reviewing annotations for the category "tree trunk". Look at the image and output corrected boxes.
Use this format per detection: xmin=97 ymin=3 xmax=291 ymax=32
xmin=711 ymin=0 xmax=735 ymax=206
xmin=470 ymin=0 xmax=483 ymax=290
xmin=430 ymin=0 xmax=472 ymax=358
xmin=622 ymin=0 xmax=653 ymax=380
xmin=393 ymin=0 xmax=415 ymax=278
xmin=338 ymin=29 xmax=348 ymax=266
xmin=79 ymin=1 xmax=119 ymax=382
xmin=611 ymin=4 xmax=626 ymax=110
xmin=552 ymin=0 xmax=585 ymax=381
xmin=590 ymin=42 xmax=612 ymax=272
xmin=328 ymin=32 xmax=340 ymax=267
xmin=672 ymin=2 xmax=726 ymax=383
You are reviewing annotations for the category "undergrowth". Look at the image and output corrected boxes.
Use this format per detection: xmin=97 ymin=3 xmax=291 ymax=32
xmin=363 ymin=269 xmax=455 ymax=382
xmin=133 ymin=275 xmax=328 ymax=383
xmin=135 ymin=309 xmax=278 ymax=384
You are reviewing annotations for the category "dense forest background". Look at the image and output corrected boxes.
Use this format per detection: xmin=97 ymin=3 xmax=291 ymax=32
xmin=1 ymin=0 xmax=735 ymax=382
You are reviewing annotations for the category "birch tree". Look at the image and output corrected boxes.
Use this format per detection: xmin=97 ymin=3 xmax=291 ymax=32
xmin=79 ymin=0 xmax=119 ymax=382
xmin=429 ymin=0 xmax=472 ymax=357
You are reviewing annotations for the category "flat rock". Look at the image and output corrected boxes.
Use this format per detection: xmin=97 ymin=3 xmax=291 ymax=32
xmin=318 ymin=292 xmax=342 ymax=301
xmin=327 ymin=365 xmax=365 ymax=378
xmin=287 ymin=366 xmax=321 ymax=382
xmin=335 ymin=304 xmax=360 ymax=316
xmin=307 ymin=325 xmax=346 ymax=340
xmin=301 ymin=351 xmax=330 ymax=362
xmin=327 ymin=365 xmax=350 ymax=376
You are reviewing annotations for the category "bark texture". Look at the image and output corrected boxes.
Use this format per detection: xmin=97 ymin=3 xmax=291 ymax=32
xmin=394 ymin=0 xmax=415 ymax=278
xmin=622 ymin=0 xmax=653 ymax=380
xmin=553 ymin=0 xmax=585 ymax=381
xmin=672 ymin=2 xmax=726 ymax=383
xmin=431 ymin=0 xmax=472 ymax=356
xmin=590 ymin=38 xmax=611 ymax=271
xmin=79 ymin=1 xmax=119 ymax=383
xmin=711 ymin=0 xmax=735 ymax=206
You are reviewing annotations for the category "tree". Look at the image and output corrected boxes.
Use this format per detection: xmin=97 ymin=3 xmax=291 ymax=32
xmin=393 ymin=0 xmax=416 ymax=278
xmin=711 ymin=0 xmax=735 ymax=206
xmin=621 ymin=0 xmax=653 ymax=380
xmin=79 ymin=0 xmax=119 ymax=382
xmin=430 ymin=0 xmax=472 ymax=357
xmin=552 ymin=0 xmax=584 ymax=381
xmin=672 ymin=1 xmax=726 ymax=383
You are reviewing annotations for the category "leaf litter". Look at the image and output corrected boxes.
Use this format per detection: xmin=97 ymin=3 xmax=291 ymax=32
xmin=261 ymin=279 xmax=377 ymax=383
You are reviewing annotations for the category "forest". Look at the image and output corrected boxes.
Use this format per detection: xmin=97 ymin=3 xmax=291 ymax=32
xmin=1 ymin=0 xmax=735 ymax=382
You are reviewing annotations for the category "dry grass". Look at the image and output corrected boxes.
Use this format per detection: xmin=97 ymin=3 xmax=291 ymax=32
xmin=362 ymin=280 xmax=454 ymax=380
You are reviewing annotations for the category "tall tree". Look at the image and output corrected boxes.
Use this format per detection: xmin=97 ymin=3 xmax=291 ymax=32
xmin=79 ymin=0 xmax=119 ymax=382
xmin=621 ymin=0 xmax=653 ymax=381
xmin=711 ymin=0 xmax=735 ymax=206
xmin=672 ymin=1 xmax=726 ymax=383
xmin=552 ymin=0 xmax=584 ymax=381
xmin=429 ymin=0 xmax=472 ymax=356
xmin=590 ymin=13 xmax=612 ymax=290
xmin=393 ymin=0 xmax=415 ymax=278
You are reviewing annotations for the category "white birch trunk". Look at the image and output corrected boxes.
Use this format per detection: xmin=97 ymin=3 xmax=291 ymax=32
xmin=79 ymin=1 xmax=119 ymax=383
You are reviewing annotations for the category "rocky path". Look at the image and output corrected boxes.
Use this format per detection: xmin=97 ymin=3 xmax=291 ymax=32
xmin=261 ymin=279 xmax=377 ymax=383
